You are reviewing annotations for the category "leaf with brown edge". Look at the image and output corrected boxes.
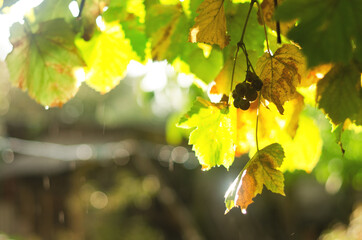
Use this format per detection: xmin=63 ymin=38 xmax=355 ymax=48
xmin=257 ymin=0 xmax=296 ymax=36
xmin=189 ymin=0 xmax=229 ymax=49
xmin=255 ymin=44 xmax=307 ymax=114
xmin=5 ymin=19 xmax=85 ymax=107
xmin=224 ymin=143 xmax=285 ymax=214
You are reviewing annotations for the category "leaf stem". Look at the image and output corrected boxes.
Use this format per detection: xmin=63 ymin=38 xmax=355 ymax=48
xmin=229 ymin=0 xmax=256 ymax=94
xmin=273 ymin=0 xmax=281 ymax=44
xmin=255 ymin=0 xmax=271 ymax=54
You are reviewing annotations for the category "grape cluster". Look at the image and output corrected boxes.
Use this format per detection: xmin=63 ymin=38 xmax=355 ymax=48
xmin=232 ymin=71 xmax=263 ymax=110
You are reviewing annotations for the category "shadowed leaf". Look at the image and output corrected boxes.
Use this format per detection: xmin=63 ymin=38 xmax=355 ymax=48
xmin=317 ymin=64 xmax=362 ymax=126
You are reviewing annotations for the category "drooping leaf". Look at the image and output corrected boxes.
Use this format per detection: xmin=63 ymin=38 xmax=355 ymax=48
xmin=257 ymin=0 xmax=295 ymax=36
xmin=178 ymin=97 xmax=236 ymax=170
xmin=255 ymin=44 xmax=308 ymax=114
xmin=225 ymin=143 xmax=285 ymax=214
xmin=76 ymin=23 xmax=138 ymax=94
xmin=189 ymin=0 xmax=229 ymax=49
xmin=275 ymin=0 xmax=362 ymax=67
xmin=316 ymin=63 xmax=362 ymax=126
xmin=6 ymin=19 xmax=85 ymax=107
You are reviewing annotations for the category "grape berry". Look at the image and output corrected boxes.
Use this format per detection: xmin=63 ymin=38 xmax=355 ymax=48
xmin=232 ymin=71 xmax=263 ymax=110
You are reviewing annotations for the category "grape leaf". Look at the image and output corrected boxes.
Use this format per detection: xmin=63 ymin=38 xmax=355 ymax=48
xmin=255 ymin=44 xmax=307 ymax=114
xmin=5 ymin=19 xmax=85 ymax=107
xmin=275 ymin=0 xmax=362 ymax=67
xmin=224 ymin=143 xmax=285 ymax=214
xmin=316 ymin=63 xmax=362 ymax=126
xmin=178 ymin=97 xmax=236 ymax=170
xmin=145 ymin=4 xmax=187 ymax=62
xmin=257 ymin=0 xmax=295 ymax=36
xmin=189 ymin=0 xmax=229 ymax=49
xmin=76 ymin=23 xmax=138 ymax=94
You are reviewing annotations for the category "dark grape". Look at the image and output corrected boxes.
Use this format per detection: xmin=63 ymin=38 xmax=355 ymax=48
xmin=245 ymin=86 xmax=258 ymax=101
xmin=232 ymin=90 xmax=238 ymax=100
xmin=235 ymin=83 xmax=247 ymax=97
xmin=246 ymin=70 xmax=254 ymax=83
xmin=251 ymin=76 xmax=263 ymax=91
xmin=239 ymin=99 xmax=250 ymax=110
xmin=233 ymin=99 xmax=240 ymax=108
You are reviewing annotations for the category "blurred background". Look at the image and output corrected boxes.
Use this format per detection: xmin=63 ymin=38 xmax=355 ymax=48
xmin=0 ymin=58 xmax=361 ymax=240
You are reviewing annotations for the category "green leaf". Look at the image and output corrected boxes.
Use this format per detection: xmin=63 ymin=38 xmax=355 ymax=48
xmin=76 ymin=23 xmax=139 ymax=93
xmin=5 ymin=19 xmax=85 ymax=107
xmin=145 ymin=4 xmax=188 ymax=62
xmin=178 ymin=97 xmax=236 ymax=170
xmin=226 ymin=2 xmax=264 ymax=55
xmin=316 ymin=63 xmax=362 ymax=126
xmin=225 ymin=143 xmax=285 ymax=214
xmin=120 ymin=15 xmax=147 ymax=60
xmin=34 ymin=0 xmax=74 ymax=23
xmin=181 ymin=45 xmax=224 ymax=83
xmin=275 ymin=0 xmax=362 ymax=67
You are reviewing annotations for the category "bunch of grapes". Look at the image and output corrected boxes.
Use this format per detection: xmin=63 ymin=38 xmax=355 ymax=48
xmin=232 ymin=71 xmax=263 ymax=110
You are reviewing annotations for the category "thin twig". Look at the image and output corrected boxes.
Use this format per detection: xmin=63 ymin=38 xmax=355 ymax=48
xmin=255 ymin=0 xmax=271 ymax=54
xmin=77 ymin=0 xmax=86 ymax=19
xmin=229 ymin=0 xmax=256 ymax=95
xmin=273 ymin=0 xmax=281 ymax=44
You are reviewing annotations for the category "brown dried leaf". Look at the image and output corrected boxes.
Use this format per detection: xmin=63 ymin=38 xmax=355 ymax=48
xmin=189 ymin=0 xmax=229 ymax=49
xmin=256 ymin=44 xmax=307 ymax=114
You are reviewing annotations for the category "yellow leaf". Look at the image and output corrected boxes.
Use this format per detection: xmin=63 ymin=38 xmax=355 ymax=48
xmin=280 ymin=115 xmax=322 ymax=173
xmin=76 ymin=23 xmax=138 ymax=94
xmin=256 ymin=44 xmax=307 ymax=114
xmin=189 ymin=0 xmax=229 ymax=49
